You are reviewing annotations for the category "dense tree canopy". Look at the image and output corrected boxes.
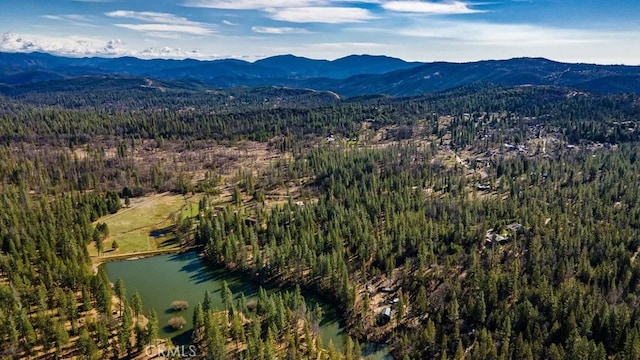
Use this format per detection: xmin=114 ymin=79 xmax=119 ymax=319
xmin=1 ymin=83 xmax=640 ymax=359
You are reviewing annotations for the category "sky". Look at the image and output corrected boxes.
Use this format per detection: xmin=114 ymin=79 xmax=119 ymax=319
xmin=1 ymin=0 xmax=639 ymax=64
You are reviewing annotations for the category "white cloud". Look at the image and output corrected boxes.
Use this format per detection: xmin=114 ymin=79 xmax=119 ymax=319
xmin=184 ymin=0 xmax=378 ymax=24
xmin=363 ymin=20 xmax=640 ymax=64
xmin=183 ymin=0 xmax=319 ymax=9
xmin=138 ymin=46 xmax=208 ymax=59
xmin=0 ymin=32 xmax=221 ymax=59
xmin=252 ymin=26 xmax=310 ymax=34
xmin=42 ymin=14 xmax=93 ymax=22
xmin=396 ymin=21 xmax=597 ymax=45
xmin=106 ymin=11 xmax=199 ymax=25
xmin=41 ymin=14 xmax=99 ymax=27
xmin=105 ymin=39 xmax=123 ymax=50
xmin=382 ymin=1 xmax=483 ymax=14
xmin=105 ymin=10 xmax=214 ymax=36
xmin=222 ymin=20 xmax=238 ymax=26
xmin=0 ymin=32 xmax=127 ymax=57
xmin=267 ymin=7 xmax=376 ymax=23
xmin=115 ymin=24 xmax=213 ymax=35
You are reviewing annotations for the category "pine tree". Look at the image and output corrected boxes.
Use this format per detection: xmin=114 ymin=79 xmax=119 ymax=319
xmin=131 ymin=291 xmax=143 ymax=319
xmin=147 ymin=310 xmax=159 ymax=346
xmin=203 ymin=290 xmax=212 ymax=313
xmin=193 ymin=303 xmax=204 ymax=341
xmin=81 ymin=285 xmax=92 ymax=312
xmin=54 ymin=320 xmax=69 ymax=355
xmin=221 ymin=280 xmax=234 ymax=314
xmin=415 ymin=285 xmax=428 ymax=314
xmin=115 ymin=278 xmax=126 ymax=313
xmin=231 ymin=312 xmax=245 ymax=349
xmin=455 ymin=340 xmax=465 ymax=360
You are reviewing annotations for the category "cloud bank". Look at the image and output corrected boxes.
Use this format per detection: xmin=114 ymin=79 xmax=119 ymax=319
xmin=0 ymin=32 xmax=216 ymax=59
xmin=105 ymin=10 xmax=215 ymax=36
xmin=266 ymin=7 xmax=376 ymax=23
xmin=382 ymin=1 xmax=483 ymax=14
xmin=251 ymin=26 xmax=310 ymax=34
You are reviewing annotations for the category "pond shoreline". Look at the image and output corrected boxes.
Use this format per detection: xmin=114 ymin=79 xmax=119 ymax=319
xmin=199 ymin=253 xmax=394 ymax=356
xmin=91 ymin=245 xmax=203 ymax=274
xmin=102 ymin=246 xmax=388 ymax=359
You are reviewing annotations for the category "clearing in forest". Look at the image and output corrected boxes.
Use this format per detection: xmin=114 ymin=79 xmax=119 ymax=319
xmin=88 ymin=192 xmax=202 ymax=258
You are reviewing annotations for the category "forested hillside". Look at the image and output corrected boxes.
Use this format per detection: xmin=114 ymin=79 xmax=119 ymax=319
xmin=1 ymin=83 xmax=640 ymax=359
xmin=2 ymin=52 xmax=640 ymax=96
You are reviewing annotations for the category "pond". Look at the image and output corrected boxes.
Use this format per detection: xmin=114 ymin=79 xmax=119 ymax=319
xmin=103 ymin=251 xmax=391 ymax=359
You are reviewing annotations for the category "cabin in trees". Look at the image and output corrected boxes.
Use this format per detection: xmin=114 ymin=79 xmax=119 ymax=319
xmin=506 ymin=222 xmax=523 ymax=233
xmin=485 ymin=221 xmax=523 ymax=246
xmin=485 ymin=231 xmax=509 ymax=245
xmin=245 ymin=217 xmax=258 ymax=226
xmin=380 ymin=307 xmax=392 ymax=324
xmin=477 ymin=184 xmax=491 ymax=191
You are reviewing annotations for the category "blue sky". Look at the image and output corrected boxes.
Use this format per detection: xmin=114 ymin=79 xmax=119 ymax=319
xmin=1 ymin=0 xmax=638 ymax=64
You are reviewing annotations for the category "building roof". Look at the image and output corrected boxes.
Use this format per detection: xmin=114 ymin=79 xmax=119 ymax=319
xmin=485 ymin=233 xmax=509 ymax=243
xmin=506 ymin=222 xmax=523 ymax=232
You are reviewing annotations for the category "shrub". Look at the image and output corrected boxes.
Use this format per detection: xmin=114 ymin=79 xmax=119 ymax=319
xmin=171 ymin=300 xmax=189 ymax=311
xmin=168 ymin=316 xmax=187 ymax=330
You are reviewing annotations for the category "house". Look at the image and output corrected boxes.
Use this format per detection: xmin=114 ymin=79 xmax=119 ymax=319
xmin=245 ymin=217 xmax=258 ymax=226
xmin=477 ymin=184 xmax=491 ymax=191
xmin=506 ymin=222 xmax=523 ymax=233
xmin=380 ymin=307 xmax=392 ymax=324
xmin=485 ymin=232 xmax=509 ymax=245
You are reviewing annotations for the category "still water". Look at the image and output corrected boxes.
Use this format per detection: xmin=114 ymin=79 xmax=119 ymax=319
xmin=103 ymin=251 xmax=391 ymax=359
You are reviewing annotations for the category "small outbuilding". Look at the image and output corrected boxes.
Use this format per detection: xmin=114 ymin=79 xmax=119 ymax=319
xmin=506 ymin=222 xmax=523 ymax=232
xmin=380 ymin=307 xmax=392 ymax=324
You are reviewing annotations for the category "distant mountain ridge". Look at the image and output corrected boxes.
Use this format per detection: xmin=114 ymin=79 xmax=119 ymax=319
xmin=1 ymin=52 xmax=639 ymax=96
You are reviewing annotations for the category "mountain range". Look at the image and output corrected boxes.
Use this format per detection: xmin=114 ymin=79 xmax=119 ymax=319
xmin=1 ymin=52 xmax=640 ymax=97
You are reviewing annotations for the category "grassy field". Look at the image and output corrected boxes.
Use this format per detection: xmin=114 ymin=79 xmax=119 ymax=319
xmin=88 ymin=192 xmax=203 ymax=258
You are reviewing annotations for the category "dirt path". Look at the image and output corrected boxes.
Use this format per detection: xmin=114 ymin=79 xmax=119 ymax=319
xmin=452 ymin=150 xmax=469 ymax=169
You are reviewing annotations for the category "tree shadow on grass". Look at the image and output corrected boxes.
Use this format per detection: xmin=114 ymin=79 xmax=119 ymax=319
xmin=150 ymin=225 xmax=175 ymax=238
xmin=159 ymin=237 xmax=180 ymax=247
